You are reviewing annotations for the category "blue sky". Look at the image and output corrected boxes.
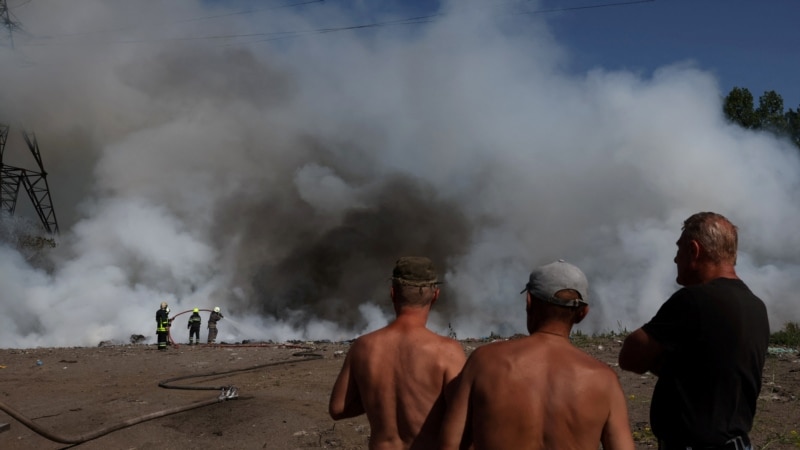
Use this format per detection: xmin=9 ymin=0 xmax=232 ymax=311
xmin=540 ymin=0 xmax=800 ymax=109
xmin=10 ymin=0 xmax=798 ymax=107
xmin=324 ymin=0 xmax=800 ymax=110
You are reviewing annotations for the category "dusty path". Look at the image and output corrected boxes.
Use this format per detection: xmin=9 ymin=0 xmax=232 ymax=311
xmin=0 ymin=338 xmax=797 ymax=449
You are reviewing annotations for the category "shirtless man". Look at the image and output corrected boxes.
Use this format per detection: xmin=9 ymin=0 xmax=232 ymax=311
xmin=440 ymin=260 xmax=634 ymax=450
xmin=329 ymin=256 xmax=466 ymax=450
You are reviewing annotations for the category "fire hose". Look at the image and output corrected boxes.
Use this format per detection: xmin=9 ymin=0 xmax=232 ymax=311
xmin=0 ymin=348 xmax=323 ymax=446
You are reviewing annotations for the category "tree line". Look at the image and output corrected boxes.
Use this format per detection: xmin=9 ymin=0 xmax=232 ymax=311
xmin=723 ymin=87 xmax=800 ymax=149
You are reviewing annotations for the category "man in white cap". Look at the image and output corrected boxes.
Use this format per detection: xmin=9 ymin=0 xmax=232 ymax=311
xmin=207 ymin=306 xmax=224 ymax=344
xmin=440 ymin=260 xmax=634 ymax=450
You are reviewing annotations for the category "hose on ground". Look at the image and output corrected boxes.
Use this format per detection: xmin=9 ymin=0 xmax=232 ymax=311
xmin=0 ymin=346 xmax=323 ymax=446
xmin=158 ymin=349 xmax=322 ymax=390
xmin=0 ymin=396 xmax=224 ymax=445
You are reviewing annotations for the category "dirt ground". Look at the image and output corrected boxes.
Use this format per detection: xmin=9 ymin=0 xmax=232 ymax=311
xmin=0 ymin=336 xmax=798 ymax=450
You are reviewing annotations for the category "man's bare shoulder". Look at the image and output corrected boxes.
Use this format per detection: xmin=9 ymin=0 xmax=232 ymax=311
xmin=431 ymin=333 xmax=467 ymax=361
xmin=426 ymin=328 xmax=463 ymax=346
xmin=343 ymin=327 xmax=389 ymax=354
xmin=464 ymin=337 xmax=615 ymax=371
xmin=548 ymin=345 xmax=621 ymax=393
xmin=463 ymin=339 xmax=513 ymax=366
xmin=346 ymin=325 xmax=460 ymax=351
xmin=570 ymin=344 xmax=617 ymax=371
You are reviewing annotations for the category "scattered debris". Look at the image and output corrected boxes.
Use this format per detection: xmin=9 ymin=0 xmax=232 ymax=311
xmin=130 ymin=334 xmax=147 ymax=344
xmin=768 ymin=347 xmax=798 ymax=355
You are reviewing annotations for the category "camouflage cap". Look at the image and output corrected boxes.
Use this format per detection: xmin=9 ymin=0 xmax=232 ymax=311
xmin=391 ymin=256 xmax=442 ymax=287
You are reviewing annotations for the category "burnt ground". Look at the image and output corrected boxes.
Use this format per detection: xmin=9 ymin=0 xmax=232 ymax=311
xmin=0 ymin=336 xmax=797 ymax=450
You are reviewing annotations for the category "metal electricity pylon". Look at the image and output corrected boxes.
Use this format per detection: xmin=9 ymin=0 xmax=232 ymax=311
xmin=0 ymin=124 xmax=60 ymax=235
xmin=0 ymin=0 xmax=20 ymax=49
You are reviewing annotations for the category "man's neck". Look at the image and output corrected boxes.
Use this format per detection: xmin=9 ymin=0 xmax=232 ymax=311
xmin=696 ymin=262 xmax=739 ymax=284
xmin=393 ymin=307 xmax=430 ymax=327
xmin=529 ymin=322 xmax=572 ymax=339
xmin=532 ymin=329 xmax=570 ymax=339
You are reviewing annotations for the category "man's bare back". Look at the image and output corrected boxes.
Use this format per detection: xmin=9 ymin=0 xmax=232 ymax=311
xmin=448 ymin=334 xmax=632 ymax=449
xmin=440 ymin=260 xmax=634 ymax=450
xmin=329 ymin=256 xmax=466 ymax=450
xmin=332 ymin=319 xmax=465 ymax=449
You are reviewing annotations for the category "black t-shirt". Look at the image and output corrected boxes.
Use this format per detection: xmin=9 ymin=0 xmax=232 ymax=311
xmin=642 ymin=278 xmax=769 ymax=445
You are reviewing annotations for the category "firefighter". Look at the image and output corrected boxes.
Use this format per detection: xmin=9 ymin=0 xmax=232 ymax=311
xmin=187 ymin=307 xmax=202 ymax=345
xmin=155 ymin=302 xmax=170 ymax=351
xmin=207 ymin=306 xmax=224 ymax=344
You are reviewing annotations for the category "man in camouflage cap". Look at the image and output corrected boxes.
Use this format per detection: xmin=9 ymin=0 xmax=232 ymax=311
xmin=329 ymin=256 xmax=465 ymax=449
xmin=391 ymin=256 xmax=441 ymax=287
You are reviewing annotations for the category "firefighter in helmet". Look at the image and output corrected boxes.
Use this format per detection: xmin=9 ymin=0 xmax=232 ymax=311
xmin=155 ymin=302 xmax=170 ymax=351
xmin=187 ymin=307 xmax=202 ymax=345
xmin=207 ymin=306 xmax=224 ymax=344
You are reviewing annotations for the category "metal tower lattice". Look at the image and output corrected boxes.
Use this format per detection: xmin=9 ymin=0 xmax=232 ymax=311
xmin=0 ymin=0 xmax=20 ymax=49
xmin=0 ymin=124 xmax=60 ymax=235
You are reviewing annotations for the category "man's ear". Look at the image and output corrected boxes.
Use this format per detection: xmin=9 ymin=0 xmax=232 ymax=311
xmin=689 ymin=239 xmax=703 ymax=260
xmin=431 ymin=287 xmax=440 ymax=305
xmin=574 ymin=305 xmax=590 ymax=324
xmin=390 ymin=286 xmax=396 ymax=301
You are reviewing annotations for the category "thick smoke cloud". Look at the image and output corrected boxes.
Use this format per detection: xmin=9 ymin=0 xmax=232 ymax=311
xmin=1 ymin=0 xmax=798 ymax=348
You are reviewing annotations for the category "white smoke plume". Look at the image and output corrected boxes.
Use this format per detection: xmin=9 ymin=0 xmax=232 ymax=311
xmin=1 ymin=0 xmax=798 ymax=348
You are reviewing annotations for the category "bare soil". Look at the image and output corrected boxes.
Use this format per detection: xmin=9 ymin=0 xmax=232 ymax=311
xmin=0 ymin=336 xmax=797 ymax=450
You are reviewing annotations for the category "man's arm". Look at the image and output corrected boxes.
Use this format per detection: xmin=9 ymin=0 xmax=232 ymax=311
xmin=328 ymin=351 xmax=365 ymax=420
xmin=439 ymin=364 xmax=474 ymax=450
xmin=600 ymin=374 xmax=636 ymax=450
xmin=618 ymin=328 xmax=664 ymax=375
xmin=443 ymin=341 xmax=468 ymax=406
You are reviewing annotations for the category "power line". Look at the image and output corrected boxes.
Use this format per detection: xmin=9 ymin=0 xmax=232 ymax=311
xmin=9 ymin=0 xmax=656 ymax=47
xmin=175 ymin=0 xmax=324 ymax=24
xmin=229 ymin=0 xmax=657 ymax=44
xmin=13 ymin=0 xmax=324 ymax=41
xmin=519 ymin=0 xmax=655 ymax=15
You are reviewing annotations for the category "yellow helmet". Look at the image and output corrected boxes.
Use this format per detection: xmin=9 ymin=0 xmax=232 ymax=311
xmin=193 ymin=307 xmax=199 ymax=313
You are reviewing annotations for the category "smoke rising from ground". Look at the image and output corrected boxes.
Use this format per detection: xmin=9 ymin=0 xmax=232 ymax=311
xmin=1 ymin=1 xmax=799 ymax=348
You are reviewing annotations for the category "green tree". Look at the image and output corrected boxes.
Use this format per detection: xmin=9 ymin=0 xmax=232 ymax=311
xmin=755 ymin=90 xmax=788 ymax=134
xmin=786 ymin=107 xmax=800 ymax=148
xmin=723 ymin=87 xmax=800 ymax=150
xmin=723 ymin=87 xmax=758 ymax=128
